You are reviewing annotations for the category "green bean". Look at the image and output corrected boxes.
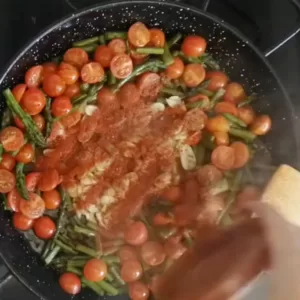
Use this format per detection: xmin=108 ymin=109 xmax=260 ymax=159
xmin=74 ymin=225 xmax=95 ymax=237
xmin=1 ymin=193 xmax=10 ymax=211
xmin=99 ymin=35 xmax=106 ymax=45
xmin=55 ymin=240 xmax=77 ymax=254
xmin=110 ymin=265 xmax=125 ymax=285
xmin=193 ymin=144 xmax=206 ymax=166
xmin=67 ymin=259 xmax=87 ymax=268
xmin=3 ymin=89 xmax=46 ymax=147
xmin=87 ymin=221 xmax=98 ymax=231
xmin=97 ymin=280 xmax=119 ymax=296
xmin=15 ymin=163 xmax=29 ymax=200
xmin=73 ymin=36 xmax=99 ymax=47
xmin=186 ymin=100 xmax=208 ymax=109
xmin=167 ymin=33 xmax=183 ymax=48
xmin=183 ymin=230 xmax=193 ymax=247
xmin=80 ymin=83 xmax=90 ymax=93
xmin=44 ymin=97 xmax=53 ymax=139
xmin=201 ymin=54 xmax=220 ymax=70
xmin=237 ymin=94 xmax=257 ymax=108
xmin=66 ymin=266 xmax=82 ymax=276
xmin=229 ymin=128 xmax=256 ymax=143
xmin=44 ymin=245 xmax=60 ymax=265
xmin=158 ymin=227 xmax=177 ymax=240
xmin=103 ymin=247 xmax=119 ymax=256
xmin=41 ymin=241 xmax=52 ymax=259
xmin=209 ymin=88 xmax=226 ymax=109
xmin=1 ymin=109 xmax=12 ymax=128
xmin=82 ymin=278 xmax=104 ymax=296
xmin=136 ymin=47 xmax=164 ymax=55
xmin=104 ymin=31 xmax=127 ymax=40
xmin=202 ymin=134 xmax=216 ymax=151
xmin=75 ymin=244 xmax=100 ymax=258
xmin=88 ymin=82 xmax=104 ymax=96
xmin=78 ymin=44 xmax=98 ymax=53
xmin=223 ymin=113 xmax=247 ymax=128
xmin=52 ymin=57 xmax=62 ymax=64
xmin=0 ymin=144 xmax=3 ymax=163
xmin=209 ymin=178 xmax=229 ymax=196
xmin=107 ymin=71 xmax=117 ymax=85
xmin=162 ymin=43 xmax=174 ymax=66
xmin=102 ymin=240 xmax=124 ymax=248
xmin=73 ymin=93 xmax=87 ymax=105
xmin=161 ymin=87 xmax=184 ymax=97
xmin=105 ymin=272 xmax=114 ymax=282
xmin=102 ymin=255 xmax=120 ymax=264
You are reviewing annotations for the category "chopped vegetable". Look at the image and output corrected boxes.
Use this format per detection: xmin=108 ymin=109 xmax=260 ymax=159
xmin=15 ymin=163 xmax=29 ymax=200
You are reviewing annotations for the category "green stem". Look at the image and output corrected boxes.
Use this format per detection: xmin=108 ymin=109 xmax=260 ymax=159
xmin=73 ymin=36 xmax=99 ymax=47
xmin=101 ymin=255 xmax=120 ymax=264
xmin=99 ymin=35 xmax=106 ymax=45
xmin=80 ymin=83 xmax=90 ymax=93
xmin=223 ymin=113 xmax=247 ymax=128
xmin=103 ymin=246 xmax=119 ymax=256
xmin=167 ymin=33 xmax=183 ymax=48
xmin=55 ymin=240 xmax=77 ymax=254
xmin=104 ymin=32 xmax=127 ymax=40
xmin=67 ymin=259 xmax=87 ymax=268
xmin=162 ymin=43 xmax=174 ymax=66
xmin=16 ymin=163 xmax=29 ymax=200
xmin=97 ymin=280 xmax=119 ymax=296
xmin=0 ymin=144 xmax=3 ymax=163
xmin=209 ymin=178 xmax=229 ymax=196
xmin=237 ymin=94 xmax=257 ymax=108
xmin=87 ymin=221 xmax=98 ymax=231
xmin=74 ymin=225 xmax=95 ymax=237
xmin=82 ymin=278 xmax=104 ymax=296
xmin=210 ymin=88 xmax=226 ymax=109
xmin=136 ymin=47 xmax=164 ymax=55
xmin=102 ymin=240 xmax=124 ymax=248
xmin=66 ymin=266 xmax=82 ymax=276
xmin=161 ymin=87 xmax=184 ymax=97
xmin=44 ymin=245 xmax=60 ymax=265
xmin=229 ymin=128 xmax=256 ymax=143
xmin=75 ymin=244 xmax=100 ymax=258
xmin=110 ymin=266 xmax=125 ymax=285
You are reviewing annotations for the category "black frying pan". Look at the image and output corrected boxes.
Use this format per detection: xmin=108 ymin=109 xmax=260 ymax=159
xmin=0 ymin=1 xmax=299 ymax=299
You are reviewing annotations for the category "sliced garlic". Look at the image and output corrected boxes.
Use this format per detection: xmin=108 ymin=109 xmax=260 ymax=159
xmin=166 ymin=96 xmax=182 ymax=107
xmin=151 ymin=102 xmax=165 ymax=112
xmin=85 ymin=105 xmax=99 ymax=116
xmin=180 ymin=144 xmax=197 ymax=171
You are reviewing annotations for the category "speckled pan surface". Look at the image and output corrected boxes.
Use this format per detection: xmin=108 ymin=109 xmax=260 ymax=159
xmin=0 ymin=1 xmax=299 ymax=299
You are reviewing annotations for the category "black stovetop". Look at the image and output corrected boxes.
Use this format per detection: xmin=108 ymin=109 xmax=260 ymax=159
xmin=1 ymin=0 xmax=300 ymax=299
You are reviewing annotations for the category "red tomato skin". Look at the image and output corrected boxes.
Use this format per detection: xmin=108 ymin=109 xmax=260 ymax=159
xmin=0 ymin=126 xmax=24 ymax=152
xmin=0 ymin=153 xmax=16 ymax=171
xmin=181 ymin=35 xmax=207 ymax=57
xmin=33 ymin=216 xmax=56 ymax=239
xmin=166 ymin=57 xmax=184 ymax=79
xmin=124 ymin=221 xmax=148 ymax=246
xmin=25 ymin=172 xmax=42 ymax=192
xmin=110 ymin=54 xmax=133 ymax=79
xmin=81 ymin=62 xmax=105 ymax=84
xmin=128 ymin=22 xmax=150 ymax=47
xmin=182 ymin=64 xmax=206 ymax=88
xmin=206 ymin=71 xmax=229 ymax=92
xmin=7 ymin=188 xmax=21 ymax=212
xmin=12 ymin=84 xmax=27 ymax=102
xmin=13 ymin=212 xmax=34 ymax=231
xmin=108 ymin=39 xmax=127 ymax=55
xmin=57 ymin=62 xmax=79 ymax=85
xmin=59 ymin=273 xmax=81 ymax=295
xmin=38 ymin=169 xmax=60 ymax=192
xmin=136 ymin=72 xmax=162 ymax=102
xmin=43 ymin=74 xmax=66 ymax=97
xmin=120 ymin=259 xmax=143 ymax=283
xmin=63 ymin=82 xmax=80 ymax=99
xmin=19 ymin=192 xmax=46 ymax=219
xmin=43 ymin=189 xmax=61 ymax=210
xmin=0 ymin=169 xmax=16 ymax=193
xmin=51 ymin=96 xmax=72 ymax=117
xmin=83 ymin=259 xmax=107 ymax=282
xmin=94 ymin=45 xmax=113 ymax=68
xmin=63 ymin=48 xmax=89 ymax=68
xmin=25 ymin=65 xmax=43 ymax=87
xmin=21 ymin=87 xmax=46 ymax=115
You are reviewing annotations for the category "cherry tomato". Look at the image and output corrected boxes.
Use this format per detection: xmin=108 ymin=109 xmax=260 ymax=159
xmin=33 ymin=216 xmax=56 ymax=239
xmin=164 ymin=240 xmax=187 ymax=260
xmin=110 ymin=54 xmax=133 ymax=79
xmin=108 ymin=39 xmax=127 ymax=55
xmin=181 ymin=35 xmax=207 ymax=57
xmin=83 ymin=259 xmax=107 ymax=282
xmin=120 ymin=259 xmax=143 ymax=282
xmin=224 ymin=82 xmax=246 ymax=104
xmin=152 ymin=212 xmax=173 ymax=226
xmin=43 ymin=74 xmax=66 ymax=97
xmin=165 ymin=57 xmax=184 ymax=79
xmin=129 ymin=281 xmax=150 ymax=300
xmin=97 ymin=87 xmax=119 ymax=110
xmin=128 ymin=22 xmax=150 ymax=47
xmin=211 ymin=145 xmax=235 ymax=170
xmin=0 ymin=153 xmax=16 ymax=171
xmin=32 ymin=114 xmax=46 ymax=131
xmin=94 ymin=45 xmax=114 ymax=68
xmin=205 ymin=71 xmax=229 ymax=92
xmin=182 ymin=63 xmax=206 ymax=87
xmin=25 ymin=65 xmax=43 ymax=87
xmin=140 ymin=241 xmax=166 ymax=266
xmin=43 ymin=189 xmax=61 ymax=210
xmin=231 ymin=141 xmax=250 ymax=169
xmin=0 ymin=126 xmax=24 ymax=152
xmin=16 ymin=144 xmax=35 ymax=164
xmin=19 ymin=192 xmax=45 ymax=219
xmin=60 ymin=111 xmax=82 ymax=129
xmin=206 ymin=115 xmax=230 ymax=133
xmin=148 ymin=28 xmax=165 ymax=47
xmin=119 ymin=83 xmax=140 ymax=108
xmin=196 ymin=164 xmax=223 ymax=186
xmin=42 ymin=62 xmax=57 ymax=77
xmin=81 ymin=62 xmax=105 ymax=84
xmin=214 ymin=131 xmax=230 ymax=146
xmin=14 ymin=116 xmax=25 ymax=130
xmin=78 ymin=114 xmax=98 ymax=143
xmin=161 ymin=186 xmax=181 ymax=202
xmin=184 ymin=108 xmax=207 ymax=132
xmin=185 ymin=131 xmax=202 ymax=146
xmin=63 ymin=82 xmax=81 ymax=99
xmin=250 ymin=115 xmax=272 ymax=136
xmin=186 ymin=93 xmax=210 ymax=111
xmin=129 ymin=43 xmax=148 ymax=65
xmin=21 ymin=87 xmax=46 ymax=116
xmin=119 ymin=245 xmax=138 ymax=263
xmin=38 ymin=169 xmax=60 ymax=192
xmin=136 ymin=72 xmax=161 ymax=102
xmin=7 ymin=189 xmax=21 ymax=212
xmin=238 ymin=105 xmax=255 ymax=125
xmin=59 ymin=273 xmax=81 ymax=295
xmin=214 ymin=102 xmax=238 ymax=116
xmin=57 ymin=62 xmax=79 ymax=85
xmin=47 ymin=121 xmax=66 ymax=143
xmin=124 ymin=221 xmax=148 ymax=246
xmin=64 ymin=48 xmax=89 ymax=68
xmin=25 ymin=172 xmax=41 ymax=192
xmin=13 ymin=212 xmax=34 ymax=231
xmin=51 ymin=96 xmax=72 ymax=117
xmin=12 ymin=84 xmax=27 ymax=102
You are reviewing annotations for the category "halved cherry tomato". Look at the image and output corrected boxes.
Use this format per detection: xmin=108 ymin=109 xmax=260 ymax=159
xmin=161 ymin=186 xmax=181 ymax=202
xmin=43 ymin=74 xmax=66 ymax=97
xmin=108 ymin=38 xmax=127 ymax=55
xmin=97 ymin=87 xmax=119 ymax=110
xmin=119 ymin=245 xmax=138 ymax=262
xmin=21 ymin=87 xmax=46 ymax=115
xmin=13 ymin=212 xmax=34 ymax=231
xmin=120 ymin=259 xmax=143 ymax=282
xmin=152 ymin=212 xmax=173 ymax=226
xmin=47 ymin=121 xmax=66 ymax=143
xmin=81 ymin=62 xmax=105 ymax=84
xmin=148 ymin=28 xmax=165 ymax=47
xmin=165 ymin=57 xmax=184 ymax=79
xmin=231 ymin=141 xmax=250 ymax=169
xmin=214 ymin=131 xmax=230 ymax=146
xmin=60 ymin=111 xmax=82 ymax=129
xmin=0 ymin=153 xmax=16 ymax=171
xmin=25 ymin=172 xmax=41 ymax=192
xmin=124 ymin=221 xmax=148 ymax=246
xmin=14 ymin=116 xmax=25 ymax=130
xmin=78 ymin=114 xmax=98 ymax=143
xmin=94 ymin=45 xmax=114 ymax=68
xmin=223 ymin=82 xmax=246 ymax=104
xmin=206 ymin=71 xmax=229 ymax=92
xmin=181 ymin=35 xmax=207 ymax=57
xmin=19 ymin=192 xmax=45 ymax=219
xmin=164 ymin=240 xmax=187 ymax=260
xmin=38 ymin=168 xmax=60 ymax=192
xmin=196 ymin=164 xmax=223 ymax=187
xmin=42 ymin=62 xmax=57 ymax=77
xmin=12 ymin=84 xmax=27 ymax=102
xmin=238 ymin=105 xmax=255 ymax=125
xmin=214 ymin=101 xmax=238 ymax=116
xmin=33 ymin=216 xmax=56 ymax=239
xmin=211 ymin=145 xmax=235 ymax=170
xmin=140 ymin=241 xmax=166 ymax=266
xmin=128 ymin=22 xmax=150 ymax=47
xmin=206 ymin=115 xmax=230 ymax=133
xmin=110 ymin=54 xmax=133 ymax=79
xmin=136 ymin=72 xmax=161 ymax=102
xmin=7 ymin=189 xmax=21 ymax=212
xmin=43 ymin=189 xmax=61 ymax=210
xmin=64 ymin=48 xmax=89 ymax=68
xmin=129 ymin=281 xmax=150 ymax=300
xmin=59 ymin=273 xmax=81 ymax=295
xmin=182 ymin=63 xmax=206 ymax=87
xmin=57 ymin=62 xmax=79 ymax=85
xmin=184 ymin=107 xmax=208 ymax=132
xmin=32 ymin=114 xmax=46 ymax=131
xmin=0 ymin=126 xmax=24 ymax=152
xmin=63 ymin=82 xmax=81 ymax=99
xmin=119 ymin=83 xmax=140 ymax=108
xmin=186 ymin=93 xmax=210 ymax=111
xmin=51 ymin=96 xmax=72 ymax=117
xmin=83 ymin=259 xmax=107 ymax=282
xmin=25 ymin=65 xmax=43 ymax=87
xmin=250 ymin=115 xmax=272 ymax=136
xmin=16 ymin=144 xmax=35 ymax=164
xmin=129 ymin=43 xmax=148 ymax=65
xmin=185 ymin=131 xmax=202 ymax=146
